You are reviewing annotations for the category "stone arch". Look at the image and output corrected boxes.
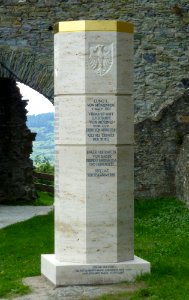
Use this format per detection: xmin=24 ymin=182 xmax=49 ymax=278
xmin=1 ymin=0 xmax=189 ymax=119
xmin=0 ymin=48 xmax=54 ymax=102
xmin=0 ymin=46 xmax=54 ymax=203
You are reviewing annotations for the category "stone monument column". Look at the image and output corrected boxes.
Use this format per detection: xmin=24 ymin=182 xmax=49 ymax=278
xmin=41 ymin=20 xmax=150 ymax=286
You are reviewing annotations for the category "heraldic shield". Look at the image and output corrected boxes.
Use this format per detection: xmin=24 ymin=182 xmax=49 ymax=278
xmin=88 ymin=44 xmax=113 ymax=76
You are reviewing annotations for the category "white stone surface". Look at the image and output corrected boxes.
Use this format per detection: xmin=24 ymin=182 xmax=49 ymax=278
xmin=54 ymin=31 xmax=133 ymax=95
xmin=55 ymin=145 xmax=134 ymax=263
xmin=41 ymin=254 xmax=151 ymax=286
xmin=54 ymin=95 xmax=134 ymax=145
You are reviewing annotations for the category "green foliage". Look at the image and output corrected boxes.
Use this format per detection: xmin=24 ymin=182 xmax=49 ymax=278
xmin=34 ymin=155 xmax=54 ymax=174
xmin=34 ymin=191 xmax=54 ymax=206
xmin=27 ymin=113 xmax=54 ymax=163
xmin=33 ymin=157 xmax=54 ymax=197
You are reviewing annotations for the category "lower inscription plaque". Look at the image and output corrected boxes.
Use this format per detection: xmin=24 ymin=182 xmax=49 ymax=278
xmin=87 ymin=148 xmax=117 ymax=177
xmin=75 ymin=265 xmax=125 ymax=275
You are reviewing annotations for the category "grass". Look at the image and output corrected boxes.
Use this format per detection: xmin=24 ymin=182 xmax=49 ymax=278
xmin=0 ymin=211 xmax=54 ymax=298
xmin=34 ymin=191 xmax=54 ymax=206
xmin=94 ymin=198 xmax=189 ymax=300
xmin=133 ymin=198 xmax=189 ymax=300
xmin=2 ymin=191 xmax=54 ymax=206
xmin=0 ymin=197 xmax=188 ymax=299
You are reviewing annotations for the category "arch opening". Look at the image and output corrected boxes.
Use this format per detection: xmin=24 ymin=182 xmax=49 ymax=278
xmin=17 ymin=82 xmax=55 ymax=166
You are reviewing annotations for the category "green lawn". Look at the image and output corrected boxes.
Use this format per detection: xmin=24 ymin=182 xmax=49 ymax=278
xmin=95 ymin=198 xmax=189 ymax=300
xmin=0 ymin=197 xmax=188 ymax=299
xmin=0 ymin=211 xmax=54 ymax=298
xmin=133 ymin=198 xmax=189 ymax=300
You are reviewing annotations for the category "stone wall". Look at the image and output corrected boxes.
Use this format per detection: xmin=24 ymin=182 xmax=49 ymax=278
xmin=135 ymin=90 xmax=189 ymax=204
xmin=0 ymin=0 xmax=189 ymax=118
xmin=0 ymin=78 xmax=36 ymax=203
xmin=175 ymin=134 xmax=189 ymax=206
xmin=0 ymin=0 xmax=189 ymax=201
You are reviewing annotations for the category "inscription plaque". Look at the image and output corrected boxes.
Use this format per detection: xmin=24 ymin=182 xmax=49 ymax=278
xmin=86 ymin=97 xmax=116 ymax=143
xmin=87 ymin=149 xmax=116 ymax=177
xmin=75 ymin=265 xmax=125 ymax=275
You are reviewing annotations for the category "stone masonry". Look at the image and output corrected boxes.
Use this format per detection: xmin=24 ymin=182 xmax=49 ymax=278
xmin=135 ymin=90 xmax=189 ymax=203
xmin=175 ymin=133 xmax=189 ymax=206
xmin=0 ymin=0 xmax=189 ymax=119
xmin=0 ymin=1 xmax=189 ymax=201
xmin=0 ymin=78 xmax=36 ymax=203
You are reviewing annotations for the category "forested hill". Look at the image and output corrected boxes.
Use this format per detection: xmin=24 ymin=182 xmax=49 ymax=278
xmin=27 ymin=112 xmax=54 ymax=164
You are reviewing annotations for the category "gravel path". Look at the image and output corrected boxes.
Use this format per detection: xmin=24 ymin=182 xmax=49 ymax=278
xmin=12 ymin=276 xmax=143 ymax=300
xmin=0 ymin=205 xmax=53 ymax=229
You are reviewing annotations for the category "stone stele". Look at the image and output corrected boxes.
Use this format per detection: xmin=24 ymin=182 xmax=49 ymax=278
xmin=41 ymin=20 xmax=150 ymax=286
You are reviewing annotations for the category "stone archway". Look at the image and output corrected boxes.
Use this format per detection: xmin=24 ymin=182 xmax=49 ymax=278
xmin=0 ymin=48 xmax=54 ymax=203
xmin=0 ymin=49 xmax=54 ymax=102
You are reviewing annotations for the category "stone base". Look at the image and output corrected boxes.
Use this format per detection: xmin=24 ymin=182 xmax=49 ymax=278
xmin=41 ymin=254 xmax=150 ymax=286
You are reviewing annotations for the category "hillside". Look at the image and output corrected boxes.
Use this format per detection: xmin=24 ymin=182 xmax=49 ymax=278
xmin=27 ymin=112 xmax=54 ymax=164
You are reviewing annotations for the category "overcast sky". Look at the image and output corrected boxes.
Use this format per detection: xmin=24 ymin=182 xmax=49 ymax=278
xmin=17 ymin=82 xmax=54 ymax=116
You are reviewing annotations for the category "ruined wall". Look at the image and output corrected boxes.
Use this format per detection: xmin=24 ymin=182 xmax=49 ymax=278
xmin=1 ymin=0 xmax=189 ymax=201
xmin=135 ymin=90 xmax=189 ymax=202
xmin=0 ymin=78 xmax=36 ymax=203
xmin=0 ymin=0 xmax=189 ymax=117
xmin=175 ymin=134 xmax=189 ymax=206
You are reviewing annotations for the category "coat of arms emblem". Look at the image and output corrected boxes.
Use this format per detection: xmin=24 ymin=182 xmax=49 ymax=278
xmin=88 ymin=44 xmax=113 ymax=76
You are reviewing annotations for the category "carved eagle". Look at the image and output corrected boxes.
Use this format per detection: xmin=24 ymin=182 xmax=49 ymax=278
xmin=88 ymin=44 xmax=113 ymax=76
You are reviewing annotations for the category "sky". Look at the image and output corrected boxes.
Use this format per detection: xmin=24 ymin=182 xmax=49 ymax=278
xmin=17 ymin=82 xmax=54 ymax=115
